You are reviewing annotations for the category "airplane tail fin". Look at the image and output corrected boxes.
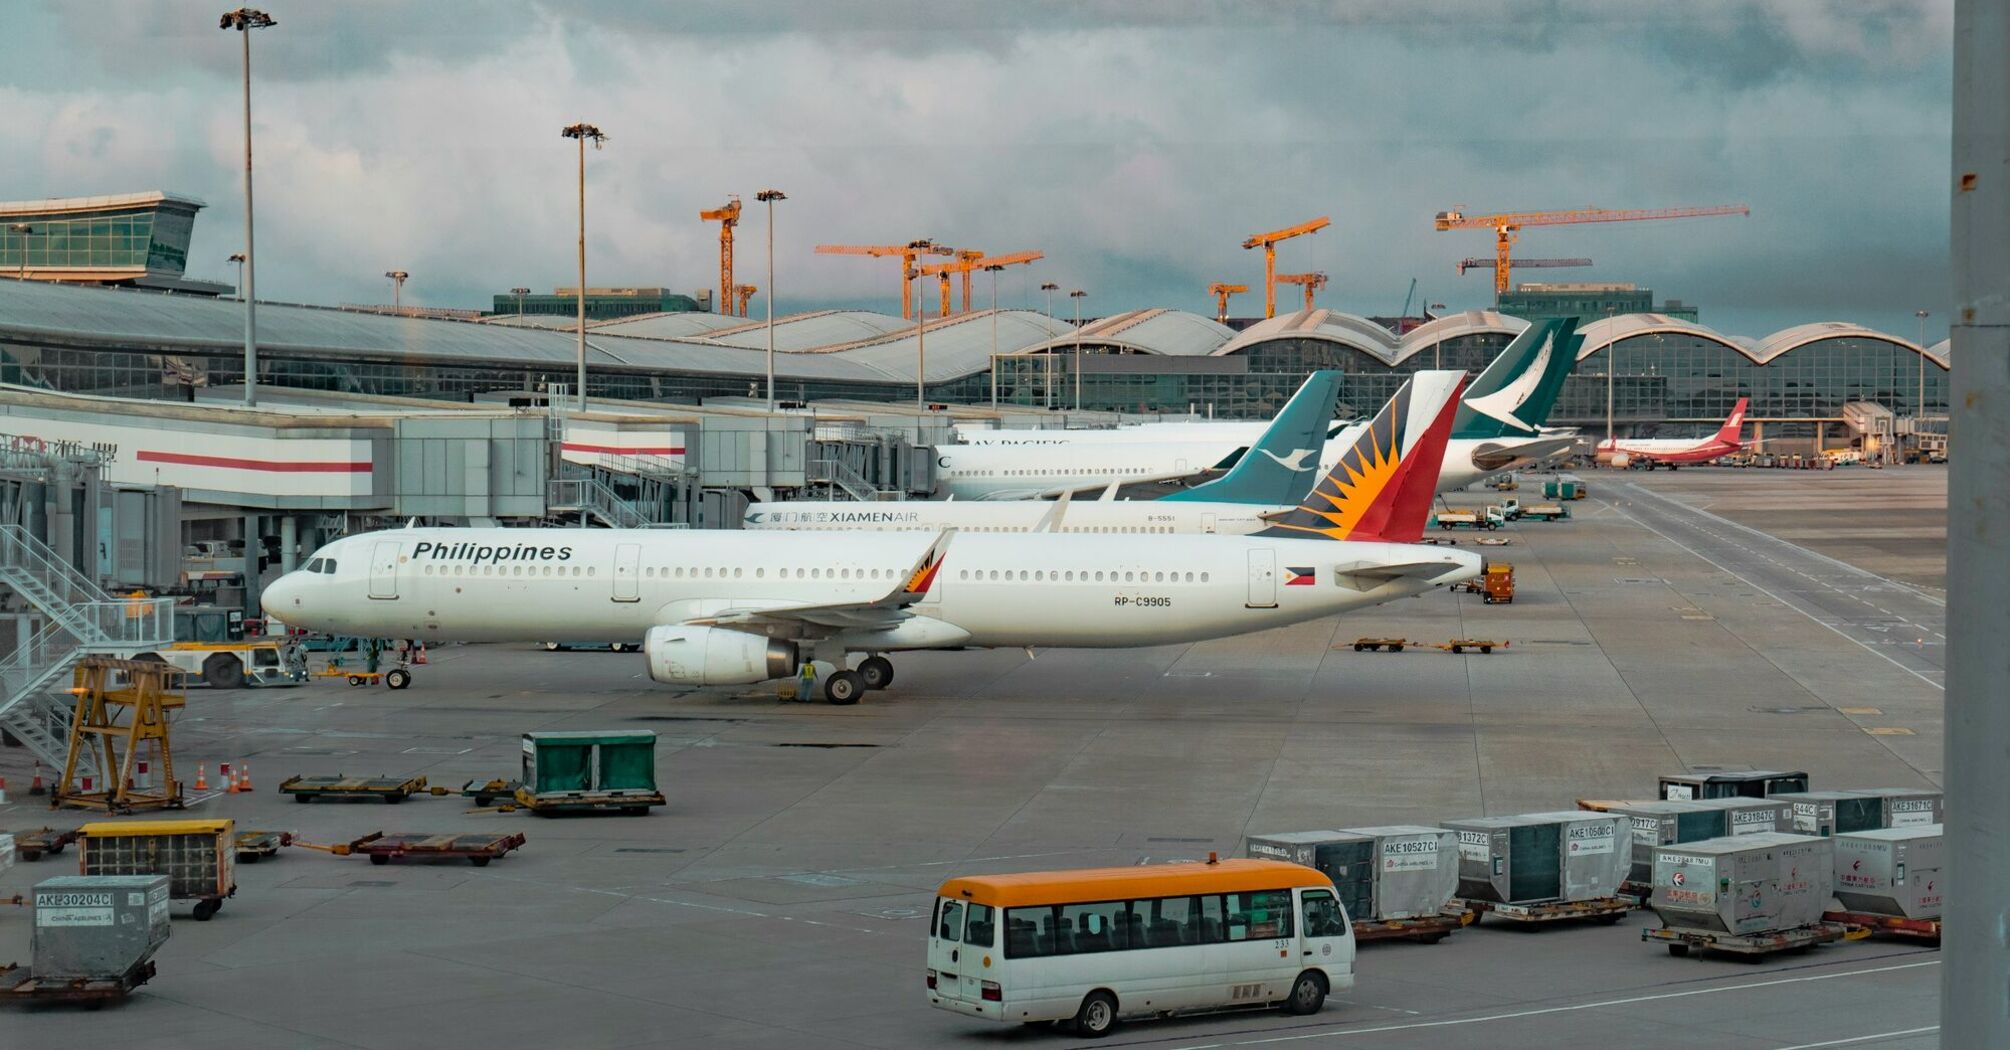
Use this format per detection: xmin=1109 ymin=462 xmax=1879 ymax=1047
xmin=1451 ymin=317 xmax=1581 ymax=440
xmin=1256 ymin=370 xmax=1466 ymax=544
xmin=1164 ymin=369 xmax=1342 ymax=505
xmin=1715 ymin=397 xmax=1750 ymax=446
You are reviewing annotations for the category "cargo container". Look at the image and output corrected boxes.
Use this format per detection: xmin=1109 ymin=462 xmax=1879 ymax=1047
xmin=1444 ymin=813 xmax=1626 ymax=905
xmin=1688 ymin=797 xmax=1791 ymax=836
xmin=1851 ymin=788 xmax=1944 ymax=829
xmin=31 ymin=875 xmax=170 ymax=980
xmin=518 ymin=730 xmax=666 ymax=814
xmin=1660 ymin=770 xmax=1809 ymax=800
xmin=1833 ymin=826 xmax=1944 ymax=919
xmin=1599 ymin=801 xmax=1728 ymax=885
xmin=1769 ymin=791 xmax=1887 ymax=837
xmin=77 ymin=819 xmax=235 ymax=919
xmin=1246 ymin=828 xmax=1458 ymax=922
xmin=1650 ymin=833 xmax=1833 ymax=936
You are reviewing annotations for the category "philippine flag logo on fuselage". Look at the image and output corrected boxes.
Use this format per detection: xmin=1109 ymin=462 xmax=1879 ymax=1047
xmin=1285 ymin=566 xmax=1316 ymax=587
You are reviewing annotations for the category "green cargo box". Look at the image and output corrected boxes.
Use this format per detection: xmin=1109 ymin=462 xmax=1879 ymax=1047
xmin=519 ymin=731 xmax=664 ymax=813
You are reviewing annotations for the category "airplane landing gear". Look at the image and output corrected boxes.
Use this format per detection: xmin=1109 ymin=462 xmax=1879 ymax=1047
xmin=824 ymin=670 xmax=865 ymax=705
xmin=857 ymin=656 xmax=894 ymax=690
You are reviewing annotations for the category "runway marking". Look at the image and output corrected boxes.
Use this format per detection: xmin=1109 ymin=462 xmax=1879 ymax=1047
xmin=1168 ymin=960 xmax=1940 ymax=1047
xmin=1773 ymin=1026 xmax=1940 ymax=1049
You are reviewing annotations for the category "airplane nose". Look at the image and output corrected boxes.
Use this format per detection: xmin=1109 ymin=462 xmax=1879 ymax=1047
xmin=264 ymin=571 xmax=305 ymax=613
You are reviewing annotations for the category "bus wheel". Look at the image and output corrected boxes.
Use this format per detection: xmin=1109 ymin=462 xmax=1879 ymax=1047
xmin=204 ymin=653 xmax=246 ymax=689
xmin=1284 ymin=971 xmax=1327 ymax=1015
xmin=858 ymin=656 xmax=894 ymax=690
xmin=1072 ymin=990 xmax=1118 ymax=1038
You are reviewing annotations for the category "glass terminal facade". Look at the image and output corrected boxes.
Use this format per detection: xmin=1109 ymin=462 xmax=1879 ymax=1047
xmin=0 ymin=194 xmax=203 ymax=281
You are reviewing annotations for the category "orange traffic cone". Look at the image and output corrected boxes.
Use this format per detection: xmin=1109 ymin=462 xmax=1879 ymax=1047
xmin=194 ymin=763 xmax=209 ymax=791
xmin=29 ymin=764 xmax=44 ymax=796
xmin=239 ymin=762 xmax=253 ymax=792
xmin=226 ymin=764 xmax=240 ymax=793
xmin=413 ymin=644 xmax=428 ymax=666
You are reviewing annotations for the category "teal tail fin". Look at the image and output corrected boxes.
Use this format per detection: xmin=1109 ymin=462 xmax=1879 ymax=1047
xmin=1164 ymin=369 xmax=1342 ymax=505
xmin=1452 ymin=317 xmax=1581 ymax=440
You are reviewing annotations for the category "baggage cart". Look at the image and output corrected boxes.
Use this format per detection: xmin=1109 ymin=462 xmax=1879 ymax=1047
xmin=233 ymin=830 xmax=294 ymax=863
xmin=1467 ymin=896 xmax=1632 ymax=926
xmin=279 ymin=774 xmax=440 ymax=804
xmin=459 ymin=778 xmax=518 ymax=807
xmin=76 ymin=820 xmax=234 ymax=920
xmin=516 ymin=731 xmax=666 ymax=816
xmin=302 ymin=831 xmax=527 ymax=867
xmin=1353 ymin=910 xmax=1473 ymax=944
xmin=1643 ymin=921 xmax=1853 ymax=958
xmin=0 ymin=961 xmax=156 ymax=1005
xmin=1349 ymin=637 xmax=1410 ymax=652
xmin=1436 ymin=639 xmax=1508 ymax=654
xmin=11 ymin=827 xmax=81 ymax=862
xmin=1821 ymin=910 xmax=1940 ymax=943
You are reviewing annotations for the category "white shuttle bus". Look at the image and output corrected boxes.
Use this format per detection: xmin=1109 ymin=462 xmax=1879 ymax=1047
xmin=927 ymin=858 xmax=1353 ymax=1037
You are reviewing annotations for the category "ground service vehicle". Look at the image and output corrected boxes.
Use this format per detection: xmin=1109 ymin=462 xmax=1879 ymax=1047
xmin=135 ymin=606 xmax=305 ymax=689
xmin=927 ymin=858 xmax=1354 ymax=1037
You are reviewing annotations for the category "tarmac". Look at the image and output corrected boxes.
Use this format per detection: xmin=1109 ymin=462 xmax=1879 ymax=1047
xmin=0 ymin=465 xmax=1945 ymax=1049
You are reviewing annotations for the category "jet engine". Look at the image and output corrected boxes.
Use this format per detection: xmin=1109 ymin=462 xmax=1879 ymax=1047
xmin=645 ymin=625 xmax=798 ymax=686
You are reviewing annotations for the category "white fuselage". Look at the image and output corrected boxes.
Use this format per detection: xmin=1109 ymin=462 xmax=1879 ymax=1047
xmin=933 ymin=438 xmax=1242 ymax=500
xmin=264 ymin=528 xmax=1477 ymax=652
xmin=743 ymin=498 xmax=1283 ymax=535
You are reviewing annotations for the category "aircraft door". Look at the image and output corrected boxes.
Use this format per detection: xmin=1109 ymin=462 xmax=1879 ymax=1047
xmin=368 ymin=542 xmax=400 ymax=600
xmin=1201 ymin=512 xmax=1217 ymax=534
xmin=612 ymin=543 xmax=641 ymax=602
xmin=1246 ymin=548 xmax=1277 ymax=608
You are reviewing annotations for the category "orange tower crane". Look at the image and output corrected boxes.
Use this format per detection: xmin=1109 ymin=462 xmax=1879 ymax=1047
xmin=1274 ymin=272 xmax=1329 ymax=311
xmin=1242 ymin=216 xmax=1330 ymax=319
xmin=814 ymin=241 xmax=956 ymax=318
xmin=1457 ymin=257 xmax=1592 ymax=278
xmin=1208 ymin=282 xmax=1248 ymax=324
xmin=918 ymin=250 xmax=1045 ymax=316
xmin=698 ymin=197 xmax=743 ymax=315
xmin=733 ymin=284 xmax=757 ymax=316
xmin=1435 ymin=205 xmax=1749 ymax=295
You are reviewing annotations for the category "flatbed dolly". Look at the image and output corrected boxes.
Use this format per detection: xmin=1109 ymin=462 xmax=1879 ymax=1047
xmin=10 ymin=827 xmax=80 ymax=862
xmin=0 ymin=961 xmax=155 ymax=1005
xmin=1644 ymin=921 xmax=1861 ymax=958
xmin=457 ymin=778 xmax=661 ymax=815
xmin=233 ymin=830 xmax=294 ymax=863
xmin=279 ymin=774 xmax=448 ymax=804
xmin=1823 ymin=910 xmax=1941 ymax=944
xmin=1350 ymin=637 xmax=1411 ymax=652
xmin=1465 ymin=897 xmax=1633 ymax=926
xmin=460 ymin=778 xmax=517 ymax=807
xmin=300 ymin=831 xmax=527 ymax=866
xmin=1436 ymin=639 xmax=1509 ymax=655
xmin=312 ymin=666 xmax=413 ymax=689
xmin=1352 ymin=909 xmax=1475 ymax=944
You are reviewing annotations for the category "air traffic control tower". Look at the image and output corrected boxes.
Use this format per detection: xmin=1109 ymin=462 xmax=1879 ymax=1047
xmin=0 ymin=192 xmax=231 ymax=295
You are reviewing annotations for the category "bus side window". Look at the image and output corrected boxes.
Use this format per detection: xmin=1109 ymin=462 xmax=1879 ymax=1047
xmin=1199 ymin=894 xmax=1225 ymax=943
xmin=965 ymin=903 xmax=995 ymax=948
xmin=937 ymin=899 xmax=964 ymax=942
xmin=1226 ymin=890 xmax=1295 ymax=940
xmin=1301 ymin=889 xmax=1346 ymax=937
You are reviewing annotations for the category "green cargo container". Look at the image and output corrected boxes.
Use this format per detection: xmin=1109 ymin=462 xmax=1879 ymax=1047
xmin=519 ymin=731 xmax=664 ymax=812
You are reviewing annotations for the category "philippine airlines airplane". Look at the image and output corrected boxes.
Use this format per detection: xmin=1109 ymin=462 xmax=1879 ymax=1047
xmin=263 ymin=374 xmax=1477 ymax=704
xmin=744 ymin=369 xmax=1355 ymax=536
xmin=951 ymin=318 xmax=1584 ymax=493
xmin=1596 ymin=397 xmax=1748 ymax=468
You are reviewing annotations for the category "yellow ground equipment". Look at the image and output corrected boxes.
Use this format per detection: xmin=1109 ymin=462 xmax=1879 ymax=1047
xmin=135 ymin=606 xmax=306 ymax=689
xmin=76 ymin=819 xmax=235 ymax=920
xmin=55 ymin=656 xmax=186 ymax=813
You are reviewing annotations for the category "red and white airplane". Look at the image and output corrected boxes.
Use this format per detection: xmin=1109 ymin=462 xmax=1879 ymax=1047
xmin=1596 ymin=397 xmax=1748 ymax=469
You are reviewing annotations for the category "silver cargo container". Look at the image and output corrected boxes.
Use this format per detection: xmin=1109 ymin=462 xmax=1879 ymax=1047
xmin=1334 ymin=825 xmax=1461 ymax=921
xmin=1243 ymin=831 xmax=1348 ymax=870
xmin=1659 ymin=770 xmax=1808 ymax=800
xmin=1600 ymin=801 xmax=1729 ymax=884
xmin=1833 ymin=825 xmax=1944 ymax=919
xmin=1521 ymin=812 xmax=1630 ymax=900
xmin=1650 ymin=833 xmax=1833 ymax=935
xmin=1689 ymin=797 xmax=1792 ymax=836
xmin=1770 ymin=791 xmax=1887 ymax=836
xmin=32 ymin=874 xmax=171 ymax=980
xmin=1851 ymin=788 xmax=1944 ymax=829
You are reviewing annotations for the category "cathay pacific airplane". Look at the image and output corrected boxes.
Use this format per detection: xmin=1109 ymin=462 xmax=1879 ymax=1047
xmin=952 ymin=318 xmax=1584 ymax=492
xmin=263 ymin=374 xmax=1477 ymax=704
xmin=744 ymin=369 xmax=1355 ymax=535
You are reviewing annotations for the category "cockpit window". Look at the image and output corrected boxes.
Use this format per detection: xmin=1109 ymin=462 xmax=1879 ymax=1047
xmin=303 ymin=558 xmax=324 ymax=573
xmin=320 ymin=559 xmax=337 ymax=574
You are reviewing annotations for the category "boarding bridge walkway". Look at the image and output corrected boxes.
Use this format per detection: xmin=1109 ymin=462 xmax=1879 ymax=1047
xmin=0 ymin=525 xmax=173 ymax=776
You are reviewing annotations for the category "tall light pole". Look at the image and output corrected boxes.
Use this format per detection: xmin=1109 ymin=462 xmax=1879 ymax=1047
xmin=510 ymin=286 xmax=530 ymax=324
xmin=1604 ymin=305 xmax=1618 ymax=454
xmin=1916 ymin=308 xmax=1930 ymax=423
xmin=7 ymin=224 xmax=31 ymax=280
xmin=756 ymin=189 xmax=786 ymax=411
xmin=914 ymin=274 xmax=928 ymax=410
xmin=228 ymin=252 xmax=246 ymax=298
xmin=561 ymin=122 xmax=607 ymax=412
xmin=1428 ymin=303 xmax=1448 ymax=368
xmin=1040 ymin=281 xmax=1059 ymax=318
xmin=986 ymin=263 xmax=1005 ymax=408
xmin=384 ymin=270 xmax=409 ymax=315
xmin=1069 ymin=289 xmax=1087 ymax=411
xmin=220 ymin=7 xmax=274 ymax=407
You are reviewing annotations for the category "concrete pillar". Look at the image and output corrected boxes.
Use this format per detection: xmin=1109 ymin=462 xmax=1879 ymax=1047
xmin=242 ymin=513 xmax=262 ymax=617
xmin=1946 ymin=2 xmax=2010 ymax=1042
xmin=279 ymin=515 xmax=297 ymax=574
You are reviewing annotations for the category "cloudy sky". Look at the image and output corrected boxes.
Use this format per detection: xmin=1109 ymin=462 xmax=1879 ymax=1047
xmin=1 ymin=1 xmax=1953 ymax=340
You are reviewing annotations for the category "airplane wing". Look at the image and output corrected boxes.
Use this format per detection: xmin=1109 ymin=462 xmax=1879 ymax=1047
xmin=678 ymin=531 xmax=955 ymax=633
xmin=1328 ymin=557 xmax=1472 ymax=592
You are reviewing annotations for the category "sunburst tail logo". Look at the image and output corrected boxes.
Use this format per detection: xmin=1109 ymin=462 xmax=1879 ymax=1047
xmin=1256 ymin=371 xmax=1466 ymax=544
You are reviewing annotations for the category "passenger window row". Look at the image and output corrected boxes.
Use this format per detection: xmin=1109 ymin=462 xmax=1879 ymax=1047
xmin=423 ymin=564 xmax=589 ymax=578
xmin=956 ymin=568 xmax=1210 ymax=584
xmin=1001 ymin=890 xmax=1293 ymax=959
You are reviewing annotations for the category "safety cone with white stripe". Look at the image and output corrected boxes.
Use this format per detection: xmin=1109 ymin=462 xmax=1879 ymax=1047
xmin=29 ymin=764 xmax=44 ymax=796
xmin=226 ymin=763 xmax=239 ymax=794
xmin=238 ymin=762 xmax=253 ymax=792
xmin=194 ymin=763 xmax=209 ymax=791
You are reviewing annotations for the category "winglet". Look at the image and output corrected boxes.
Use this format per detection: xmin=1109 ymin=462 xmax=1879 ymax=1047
xmin=1032 ymin=491 xmax=1072 ymax=533
xmin=1164 ymin=369 xmax=1343 ymax=505
xmin=1715 ymin=397 xmax=1750 ymax=445
xmin=1256 ymin=370 xmax=1466 ymax=544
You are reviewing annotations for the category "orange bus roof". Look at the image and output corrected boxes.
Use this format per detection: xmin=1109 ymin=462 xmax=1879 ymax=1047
xmin=935 ymin=859 xmax=1330 ymax=909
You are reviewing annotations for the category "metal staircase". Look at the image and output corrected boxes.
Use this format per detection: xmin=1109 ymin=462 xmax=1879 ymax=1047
xmin=0 ymin=525 xmax=173 ymax=776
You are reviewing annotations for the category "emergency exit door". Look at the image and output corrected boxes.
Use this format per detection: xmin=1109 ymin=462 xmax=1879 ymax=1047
xmin=1246 ymin=548 xmax=1277 ymax=608
xmin=368 ymin=542 xmax=401 ymax=600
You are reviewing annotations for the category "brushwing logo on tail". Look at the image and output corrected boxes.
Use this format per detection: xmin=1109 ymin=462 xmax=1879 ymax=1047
xmin=1254 ymin=447 xmax=1320 ymax=472
xmin=1462 ymin=330 xmax=1552 ymax=434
